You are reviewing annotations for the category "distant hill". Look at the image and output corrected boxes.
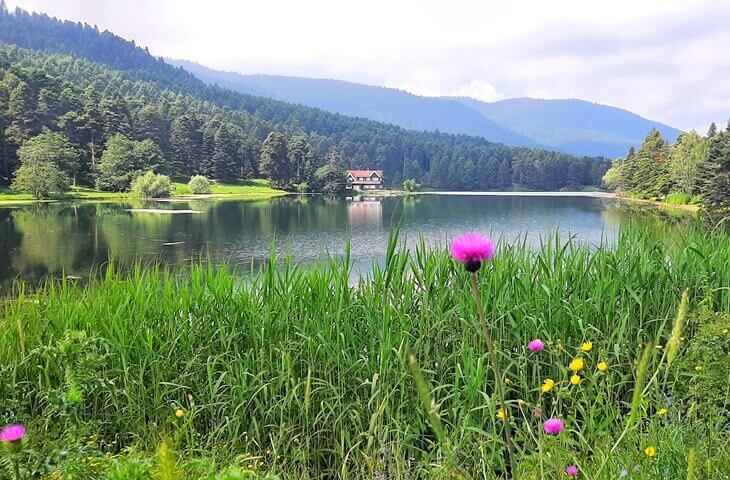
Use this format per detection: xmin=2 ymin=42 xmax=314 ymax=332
xmin=169 ymin=59 xmax=682 ymax=158
xmin=168 ymin=60 xmax=539 ymax=148
xmin=452 ymin=97 xmax=682 ymax=158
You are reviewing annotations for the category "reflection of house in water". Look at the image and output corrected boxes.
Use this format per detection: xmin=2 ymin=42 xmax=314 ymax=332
xmin=347 ymin=197 xmax=383 ymax=226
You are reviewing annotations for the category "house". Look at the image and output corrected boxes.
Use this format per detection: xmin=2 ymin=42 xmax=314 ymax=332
xmin=345 ymin=170 xmax=384 ymax=191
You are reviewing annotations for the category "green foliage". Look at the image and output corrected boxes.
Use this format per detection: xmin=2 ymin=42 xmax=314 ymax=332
xmin=187 ymin=175 xmax=211 ymax=194
xmin=402 ymin=178 xmax=420 ymax=192
xmin=666 ymin=192 xmax=691 ymax=205
xmin=1 ymin=225 xmax=729 ymax=478
xmin=314 ymin=150 xmax=348 ymax=197
xmin=10 ymin=159 xmax=68 ymax=198
xmin=130 ymin=171 xmax=172 ymax=198
xmin=673 ymin=312 xmax=730 ymax=424
xmin=95 ymin=135 xmax=166 ymax=191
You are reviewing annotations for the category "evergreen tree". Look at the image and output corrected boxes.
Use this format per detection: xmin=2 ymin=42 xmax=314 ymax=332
xmin=259 ymin=131 xmax=290 ymax=188
xmin=707 ymin=122 xmax=717 ymax=137
xmin=287 ymin=134 xmax=317 ymax=185
xmin=633 ymin=129 xmax=669 ymax=198
xmin=700 ymin=131 xmax=730 ymax=216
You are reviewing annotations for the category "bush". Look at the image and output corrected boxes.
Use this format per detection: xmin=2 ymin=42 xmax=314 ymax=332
xmin=296 ymin=182 xmax=310 ymax=193
xmin=666 ymin=192 xmax=691 ymax=205
xmin=402 ymin=178 xmax=420 ymax=192
xmin=130 ymin=171 xmax=172 ymax=198
xmin=187 ymin=175 xmax=211 ymax=194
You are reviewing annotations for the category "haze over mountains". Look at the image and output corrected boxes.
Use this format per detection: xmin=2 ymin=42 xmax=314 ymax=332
xmin=171 ymin=59 xmax=682 ymax=158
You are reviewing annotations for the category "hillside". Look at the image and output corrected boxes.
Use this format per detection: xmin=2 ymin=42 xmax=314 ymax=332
xmin=169 ymin=60 xmax=682 ymax=158
xmin=453 ymin=97 xmax=683 ymax=158
xmin=170 ymin=60 xmax=539 ymax=148
xmin=0 ymin=5 xmax=609 ymax=191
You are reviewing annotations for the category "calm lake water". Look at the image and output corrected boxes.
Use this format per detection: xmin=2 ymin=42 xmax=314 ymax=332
xmin=0 ymin=194 xmax=646 ymax=289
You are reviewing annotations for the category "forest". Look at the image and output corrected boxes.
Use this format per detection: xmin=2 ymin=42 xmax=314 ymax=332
xmin=0 ymin=4 xmax=610 ymax=195
xmin=603 ymin=124 xmax=730 ymax=216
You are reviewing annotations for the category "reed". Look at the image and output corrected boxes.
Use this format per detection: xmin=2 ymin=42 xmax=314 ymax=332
xmin=0 ymin=223 xmax=728 ymax=478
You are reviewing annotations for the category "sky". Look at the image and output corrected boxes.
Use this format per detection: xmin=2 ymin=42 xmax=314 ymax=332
xmin=6 ymin=0 xmax=730 ymax=132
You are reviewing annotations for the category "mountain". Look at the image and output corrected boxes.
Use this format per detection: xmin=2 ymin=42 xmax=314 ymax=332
xmin=168 ymin=60 xmax=539 ymax=148
xmin=168 ymin=60 xmax=682 ymax=158
xmin=0 ymin=5 xmax=610 ymax=192
xmin=451 ymin=97 xmax=683 ymax=158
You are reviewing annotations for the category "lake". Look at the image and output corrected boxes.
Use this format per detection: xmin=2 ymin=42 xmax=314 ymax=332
xmin=0 ymin=193 xmax=647 ymax=289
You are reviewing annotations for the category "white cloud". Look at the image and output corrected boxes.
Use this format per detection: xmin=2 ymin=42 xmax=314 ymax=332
xmin=6 ymin=0 xmax=729 ymax=131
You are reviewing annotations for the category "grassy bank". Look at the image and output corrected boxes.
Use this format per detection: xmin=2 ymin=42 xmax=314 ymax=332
xmin=1 ymin=225 xmax=729 ymax=479
xmin=0 ymin=180 xmax=285 ymax=205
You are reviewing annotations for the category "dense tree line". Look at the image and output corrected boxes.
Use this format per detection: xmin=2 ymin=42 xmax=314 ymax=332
xmin=603 ymin=123 xmax=730 ymax=217
xmin=0 ymin=4 xmax=610 ymax=192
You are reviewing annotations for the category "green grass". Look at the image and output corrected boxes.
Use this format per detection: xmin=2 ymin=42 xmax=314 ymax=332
xmin=666 ymin=192 xmax=691 ymax=205
xmin=1 ymin=224 xmax=729 ymax=479
xmin=0 ymin=179 xmax=285 ymax=204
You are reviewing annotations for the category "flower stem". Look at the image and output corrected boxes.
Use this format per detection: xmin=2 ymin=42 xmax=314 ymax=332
xmin=12 ymin=458 xmax=21 ymax=480
xmin=470 ymin=271 xmax=515 ymax=479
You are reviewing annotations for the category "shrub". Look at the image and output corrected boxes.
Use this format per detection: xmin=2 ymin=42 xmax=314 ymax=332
xmin=296 ymin=182 xmax=310 ymax=193
xmin=402 ymin=178 xmax=420 ymax=192
xmin=130 ymin=171 xmax=172 ymax=198
xmin=187 ymin=175 xmax=211 ymax=194
xmin=666 ymin=192 xmax=691 ymax=205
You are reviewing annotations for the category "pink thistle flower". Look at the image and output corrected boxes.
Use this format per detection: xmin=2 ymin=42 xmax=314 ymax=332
xmin=565 ymin=465 xmax=579 ymax=476
xmin=528 ymin=339 xmax=545 ymax=352
xmin=450 ymin=233 xmax=495 ymax=272
xmin=543 ymin=418 xmax=565 ymax=435
xmin=0 ymin=424 xmax=25 ymax=443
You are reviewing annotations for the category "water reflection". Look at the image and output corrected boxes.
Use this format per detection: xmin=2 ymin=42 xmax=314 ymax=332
xmin=0 ymin=195 xmax=678 ymax=290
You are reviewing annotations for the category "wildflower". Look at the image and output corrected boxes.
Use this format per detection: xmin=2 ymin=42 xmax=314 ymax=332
xmin=496 ymin=408 xmax=507 ymax=420
xmin=695 ymin=365 xmax=704 ymax=371
xmin=723 ymin=329 xmax=728 ymax=334
xmin=541 ymin=378 xmax=555 ymax=393
xmin=569 ymin=358 xmax=584 ymax=372
xmin=534 ymin=406 xmax=542 ymax=417
xmin=657 ymin=408 xmax=667 ymax=416
xmin=450 ymin=233 xmax=495 ymax=272
xmin=565 ymin=465 xmax=579 ymax=477
xmin=580 ymin=341 xmax=593 ymax=352
xmin=597 ymin=361 xmax=607 ymax=372
xmin=0 ymin=424 xmax=25 ymax=443
xmin=620 ymin=470 xmax=628 ymax=478
xmin=543 ymin=418 xmax=565 ymax=435
xmin=528 ymin=339 xmax=545 ymax=352
xmin=175 ymin=409 xmax=185 ymax=419
xmin=570 ymin=374 xmax=581 ymax=386
xmin=645 ymin=446 xmax=656 ymax=458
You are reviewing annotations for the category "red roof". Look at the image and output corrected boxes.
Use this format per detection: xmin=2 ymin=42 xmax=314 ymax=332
xmin=346 ymin=170 xmax=383 ymax=178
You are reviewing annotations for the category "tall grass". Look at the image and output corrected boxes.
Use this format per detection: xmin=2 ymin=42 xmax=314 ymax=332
xmin=1 ymin=223 xmax=729 ymax=478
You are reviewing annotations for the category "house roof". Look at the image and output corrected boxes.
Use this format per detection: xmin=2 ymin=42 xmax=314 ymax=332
xmin=346 ymin=170 xmax=383 ymax=178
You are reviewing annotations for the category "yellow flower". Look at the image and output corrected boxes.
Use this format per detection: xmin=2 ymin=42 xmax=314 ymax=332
xmin=645 ymin=446 xmax=656 ymax=457
xmin=175 ymin=409 xmax=185 ymax=419
xmin=597 ymin=361 xmax=608 ymax=372
xmin=655 ymin=344 xmax=663 ymax=349
xmin=695 ymin=365 xmax=704 ymax=372
xmin=569 ymin=358 xmax=584 ymax=372
xmin=541 ymin=378 xmax=555 ymax=393
xmin=723 ymin=329 xmax=729 ymax=334
xmin=496 ymin=408 xmax=507 ymax=420
xmin=657 ymin=408 xmax=667 ymax=416
xmin=580 ymin=341 xmax=593 ymax=352
xmin=570 ymin=374 xmax=581 ymax=386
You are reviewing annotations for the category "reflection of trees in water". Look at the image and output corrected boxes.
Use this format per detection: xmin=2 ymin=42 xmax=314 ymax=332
xmin=10 ymin=205 xmax=90 ymax=276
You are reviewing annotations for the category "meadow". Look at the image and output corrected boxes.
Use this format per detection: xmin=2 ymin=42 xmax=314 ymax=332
xmin=0 ymin=224 xmax=729 ymax=479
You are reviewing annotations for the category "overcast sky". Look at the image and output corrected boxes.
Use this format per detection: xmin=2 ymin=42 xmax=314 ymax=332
xmin=6 ymin=0 xmax=730 ymax=131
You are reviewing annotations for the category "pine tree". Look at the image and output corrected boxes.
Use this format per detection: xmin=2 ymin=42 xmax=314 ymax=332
xmin=700 ymin=131 xmax=730 ymax=217
xmin=707 ymin=122 xmax=718 ymax=137
xmin=633 ymin=129 xmax=669 ymax=198
xmin=259 ymin=131 xmax=289 ymax=188
xmin=287 ymin=134 xmax=317 ymax=185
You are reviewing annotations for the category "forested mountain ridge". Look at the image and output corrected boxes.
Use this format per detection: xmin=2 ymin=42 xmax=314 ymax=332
xmin=0 ymin=4 xmax=610 ymax=192
xmin=453 ymin=97 xmax=682 ymax=158
xmin=169 ymin=59 xmax=682 ymax=158
xmin=170 ymin=59 xmax=541 ymax=149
